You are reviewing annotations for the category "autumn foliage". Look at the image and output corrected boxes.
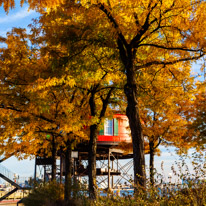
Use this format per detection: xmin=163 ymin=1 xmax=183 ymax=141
xmin=0 ymin=0 xmax=206 ymax=200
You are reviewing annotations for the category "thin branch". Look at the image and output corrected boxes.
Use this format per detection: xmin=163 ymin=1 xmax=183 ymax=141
xmin=97 ymin=3 xmax=128 ymax=65
xmin=154 ymin=138 xmax=162 ymax=149
xmin=0 ymin=104 xmax=55 ymax=124
xmin=154 ymin=125 xmax=170 ymax=149
xmin=135 ymin=54 xmax=205 ymax=70
xmin=97 ymin=3 xmax=128 ymax=47
xmin=99 ymin=87 xmax=115 ymax=120
xmin=137 ymin=43 xmax=204 ymax=52
xmin=130 ymin=2 xmax=158 ymax=47
xmin=168 ymin=68 xmax=178 ymax=80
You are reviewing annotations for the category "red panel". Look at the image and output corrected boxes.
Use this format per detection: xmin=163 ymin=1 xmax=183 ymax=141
xmin=98 ymin=135 xmax=121 ymax=142
xmin=97 ymin=114 xmax=131 ymax=143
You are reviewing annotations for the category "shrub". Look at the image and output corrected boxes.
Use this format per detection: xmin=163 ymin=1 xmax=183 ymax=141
xmin=23 ymin=181 xmax=64 ymax=206
xmin=23 ymin=151 xmax=205 ymax=205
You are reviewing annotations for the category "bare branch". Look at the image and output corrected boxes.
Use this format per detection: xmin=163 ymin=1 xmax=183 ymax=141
xmin=137 ymin=43 xmax=203 ymax=52
xmin=97 ymin=3 xmax=127 ymax=47
xmin=130 ymin=2 xmax=158 ymax=47
xmin=135 ymin=54 xmax=205 ymax=70
xmin=97 ymin=3 xmax=128 ymax=64
xmin=0 ymin=104 xmax=55 ymax=124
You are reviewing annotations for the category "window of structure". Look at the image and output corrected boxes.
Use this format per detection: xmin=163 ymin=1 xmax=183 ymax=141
xmin=104 ymin=119 xmax=113 ymax=135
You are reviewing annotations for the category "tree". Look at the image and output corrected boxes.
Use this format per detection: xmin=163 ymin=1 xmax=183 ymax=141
xmin=190 ymin=82 xmax=206 ymax=147
xmin=0 ymin=25 xmax=98 ymax=203
xmin=1 ymin=0 xmax=206 ymax=189
xmin=0 ymin=26 xmax=88 ymax=183
xmin=33 ymin=6 xmax=125 ymax=199
xmin=74 ymin=0 xmax=205 ymax=188
xmin=0 ymin=6 xmax=123 ymax=199
xmin=138 ymin=62 xmax=197 ymax=184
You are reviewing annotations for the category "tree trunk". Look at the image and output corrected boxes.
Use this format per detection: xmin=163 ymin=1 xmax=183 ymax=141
xmin=88 ymin=124 xmax=98 ymax=199
xmin=149 ymin=140 xmax=155 ymax=185
xmin=51 ymin=135 xmax=56 ymax=181
xmin=64 ymin=141 xmax=72 ymax=202
xmin=88 ymin=91 xmax=98 ymax=199
xmin=124 ymin=65 xmax=146 ymax=189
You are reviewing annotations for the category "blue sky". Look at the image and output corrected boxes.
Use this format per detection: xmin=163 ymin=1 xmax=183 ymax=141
xmin=0 ymin=2 xmax=204 ymax=183
xmin=0 ymin=1 xmax=38 ymax=179
xmin=0 ymin=1 xmax=39 ymax=37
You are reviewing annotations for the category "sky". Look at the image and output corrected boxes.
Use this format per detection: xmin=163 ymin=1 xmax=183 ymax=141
xmin=0 ymin=2 xmax=39 ymax=37
xmin=0 ymin=1 xmax=205 ymax=184
xmin=0 ymin=1 xmax=39 ymax=179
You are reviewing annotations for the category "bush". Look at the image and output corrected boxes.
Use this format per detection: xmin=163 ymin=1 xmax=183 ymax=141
xmin=23 ymin=180 xmax=206 ymax=206
xmin=23 ymin=151 xmax=205 ymax=206
xmin=23 ymin=181 xmax=64 ymax=206
xmin=23 ymin=179 xmax=91 ymax=206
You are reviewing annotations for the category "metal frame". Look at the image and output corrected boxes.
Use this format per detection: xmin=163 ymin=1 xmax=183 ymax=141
xmin=33 ymin=143 xmax=134 ymax=191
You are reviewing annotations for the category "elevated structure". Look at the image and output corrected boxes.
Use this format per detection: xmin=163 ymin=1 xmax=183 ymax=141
xmin=35 ymin=114 xmax=134 ymax=190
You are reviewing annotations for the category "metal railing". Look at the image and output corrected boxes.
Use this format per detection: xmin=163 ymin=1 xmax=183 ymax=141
xmin=0 ymin=164 xmax=15 ymax=181
xmin=0 ymin=164 xmax=30 ymax=187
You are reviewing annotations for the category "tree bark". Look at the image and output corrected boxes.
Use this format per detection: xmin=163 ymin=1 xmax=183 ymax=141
xmin=97 ymin=1 xmax=146 ymax=188
xmin=88 ymin=90 xmax=98 ymax=199
xmin=149 ymin=140 xmax=155 ymax=186
xmin=88 ymin=86 xmax=113 ymax=198
xmin=124 ymin=64 xmax=146 ymax=189
xmin=88 ymin=124 xmax=98 ymax=199
xmin=64 ymin=140 xmax=72 ymax=202
xmin=51 ymin=135 xmax=56 ymax=181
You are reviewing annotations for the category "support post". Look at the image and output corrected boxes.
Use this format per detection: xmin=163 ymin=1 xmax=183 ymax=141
xmin=108 ymin=149 xmax=110 ymax=190
xmin=117 ymin=155 xmax=119 ymax=172
xmin=44 ymin=166 xmax=46 ymax=183
xmin=112 ymin=159 xmax=114 ymax=189
xmin=60 ymin=154 xmax=63 ymax=184
xmin=34 ymin=157 xmax=37 ymax=183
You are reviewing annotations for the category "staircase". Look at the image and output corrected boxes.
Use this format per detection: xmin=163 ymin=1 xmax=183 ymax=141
xmin=0 ymin=156 xmax=31 ymax=201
